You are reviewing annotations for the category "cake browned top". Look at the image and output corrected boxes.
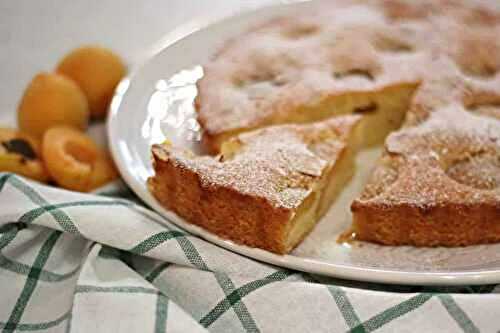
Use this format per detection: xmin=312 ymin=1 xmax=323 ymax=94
xmin=152 ymin=115 xmax=360 ymax=210
xmin=196 ymin=0 xmax=500 ymax=139
xmin=355 ymin=105 xmax=500 ymax=208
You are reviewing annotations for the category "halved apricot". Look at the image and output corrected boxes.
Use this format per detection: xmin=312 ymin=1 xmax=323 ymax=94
xmin=0 ymin=128 xmax=50 ymax=182
xmin=42 ymin=126 xmax=118 ymax=192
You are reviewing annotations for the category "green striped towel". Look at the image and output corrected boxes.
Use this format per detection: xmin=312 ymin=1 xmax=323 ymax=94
xmin=0 ymin=173 xmax=497 ymax=333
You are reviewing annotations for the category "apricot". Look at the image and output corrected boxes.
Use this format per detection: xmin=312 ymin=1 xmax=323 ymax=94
xmin=18 ymin=72 xmax=89 ymax=138
xmin=0 ymin=128 xmax=50 ymax=182
xmin=42 ymin=126 xmax=118 ymax=192
xmin=56 ymin=46 xmax=126 ymax=119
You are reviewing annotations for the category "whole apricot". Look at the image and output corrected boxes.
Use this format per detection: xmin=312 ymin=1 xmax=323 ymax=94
xmin=18 ymin=72 xmax=89 ymax=138
xmin=56 ymin=46 xmax=126 ymax=119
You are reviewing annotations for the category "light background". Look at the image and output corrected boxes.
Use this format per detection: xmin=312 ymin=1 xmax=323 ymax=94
xmin=0 ymin=0 xmax=290 ymax=124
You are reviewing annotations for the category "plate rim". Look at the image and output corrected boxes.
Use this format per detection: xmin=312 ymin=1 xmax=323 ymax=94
xmin=107 ymin=1 xmax=500 ymax=286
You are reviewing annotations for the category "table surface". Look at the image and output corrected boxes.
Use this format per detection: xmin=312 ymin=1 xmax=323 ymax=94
xmin=0 ymin=0 xmax=289 ymax=125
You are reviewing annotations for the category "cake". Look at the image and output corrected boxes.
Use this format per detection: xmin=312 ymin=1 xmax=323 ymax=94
xmin=195 ymin=0 xmax=500 ymax=152
xmin=150 ymin=0 xmax=500 ymax=253
xmin=149 ymin=116 xmax=361 ymax=254
xmin=351 ymin=105 xmax=500 ymax=246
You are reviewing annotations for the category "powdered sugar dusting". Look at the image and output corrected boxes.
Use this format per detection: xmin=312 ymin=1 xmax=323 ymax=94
xmin=360 ymin=105 xmax=500 ymax=207
xmin=197 ymin=0 xmax=500 ymax=138
xmin=161 ymin=117 xmax=359 ymax=209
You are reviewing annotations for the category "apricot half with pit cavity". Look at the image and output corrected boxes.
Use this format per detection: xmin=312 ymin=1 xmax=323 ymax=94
xmin=0 ymin=128 xmax=50 ymax=182
xmin=42 ymin=126 xmax=118 ymax=192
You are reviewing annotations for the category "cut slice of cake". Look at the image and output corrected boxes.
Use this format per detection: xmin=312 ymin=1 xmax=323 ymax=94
xmin=351 ymin=105 xmax=500 ymax=246
xmin=149 ymin=115 xmax=361 ymax=254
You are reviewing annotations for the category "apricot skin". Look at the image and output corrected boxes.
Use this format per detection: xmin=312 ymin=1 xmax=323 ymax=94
xmin=17 ymin=72 xmax=89 ymax=139
xmin=42 ymin=126 xmax=118 ymax=192
xmin=56 ymin=46 xmax=126 ymax=119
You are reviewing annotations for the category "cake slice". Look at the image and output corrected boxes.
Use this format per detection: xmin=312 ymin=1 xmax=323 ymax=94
xmin=351 ymin=105 xmax=500 ymax=246
xmin=149 ymin=115 xmax=361 ymax=254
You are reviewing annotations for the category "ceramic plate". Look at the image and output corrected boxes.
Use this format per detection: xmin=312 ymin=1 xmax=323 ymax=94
xmin=107 ymin=1 xmax=500 ymax=285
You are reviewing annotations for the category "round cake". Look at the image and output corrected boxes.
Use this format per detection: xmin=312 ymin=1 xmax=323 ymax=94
xmin=149 ymin=0 xmax=500 ymax=253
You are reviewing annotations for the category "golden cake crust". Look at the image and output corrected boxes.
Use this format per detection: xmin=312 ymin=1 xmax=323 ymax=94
xmin=149 ymin=116 xmax=361 ymax=253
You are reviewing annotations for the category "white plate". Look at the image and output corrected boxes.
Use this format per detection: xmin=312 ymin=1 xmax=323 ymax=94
xmin=108 ymin=1 xmax=500 ymax=285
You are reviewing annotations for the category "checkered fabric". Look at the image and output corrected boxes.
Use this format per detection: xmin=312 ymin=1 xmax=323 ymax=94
xmin=0 ymin=173 xmax=499 ymax=333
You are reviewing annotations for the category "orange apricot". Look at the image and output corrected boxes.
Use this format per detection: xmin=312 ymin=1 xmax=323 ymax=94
xmin=0 ymin=127 xmax=50 ymax=182
xmin=18 ymin=72 xmax=89 ymax=138
xmin=56 ymin=46 xmax=126 ymax=119
xmin=42 ymin=126 xmax=118 ymax=192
